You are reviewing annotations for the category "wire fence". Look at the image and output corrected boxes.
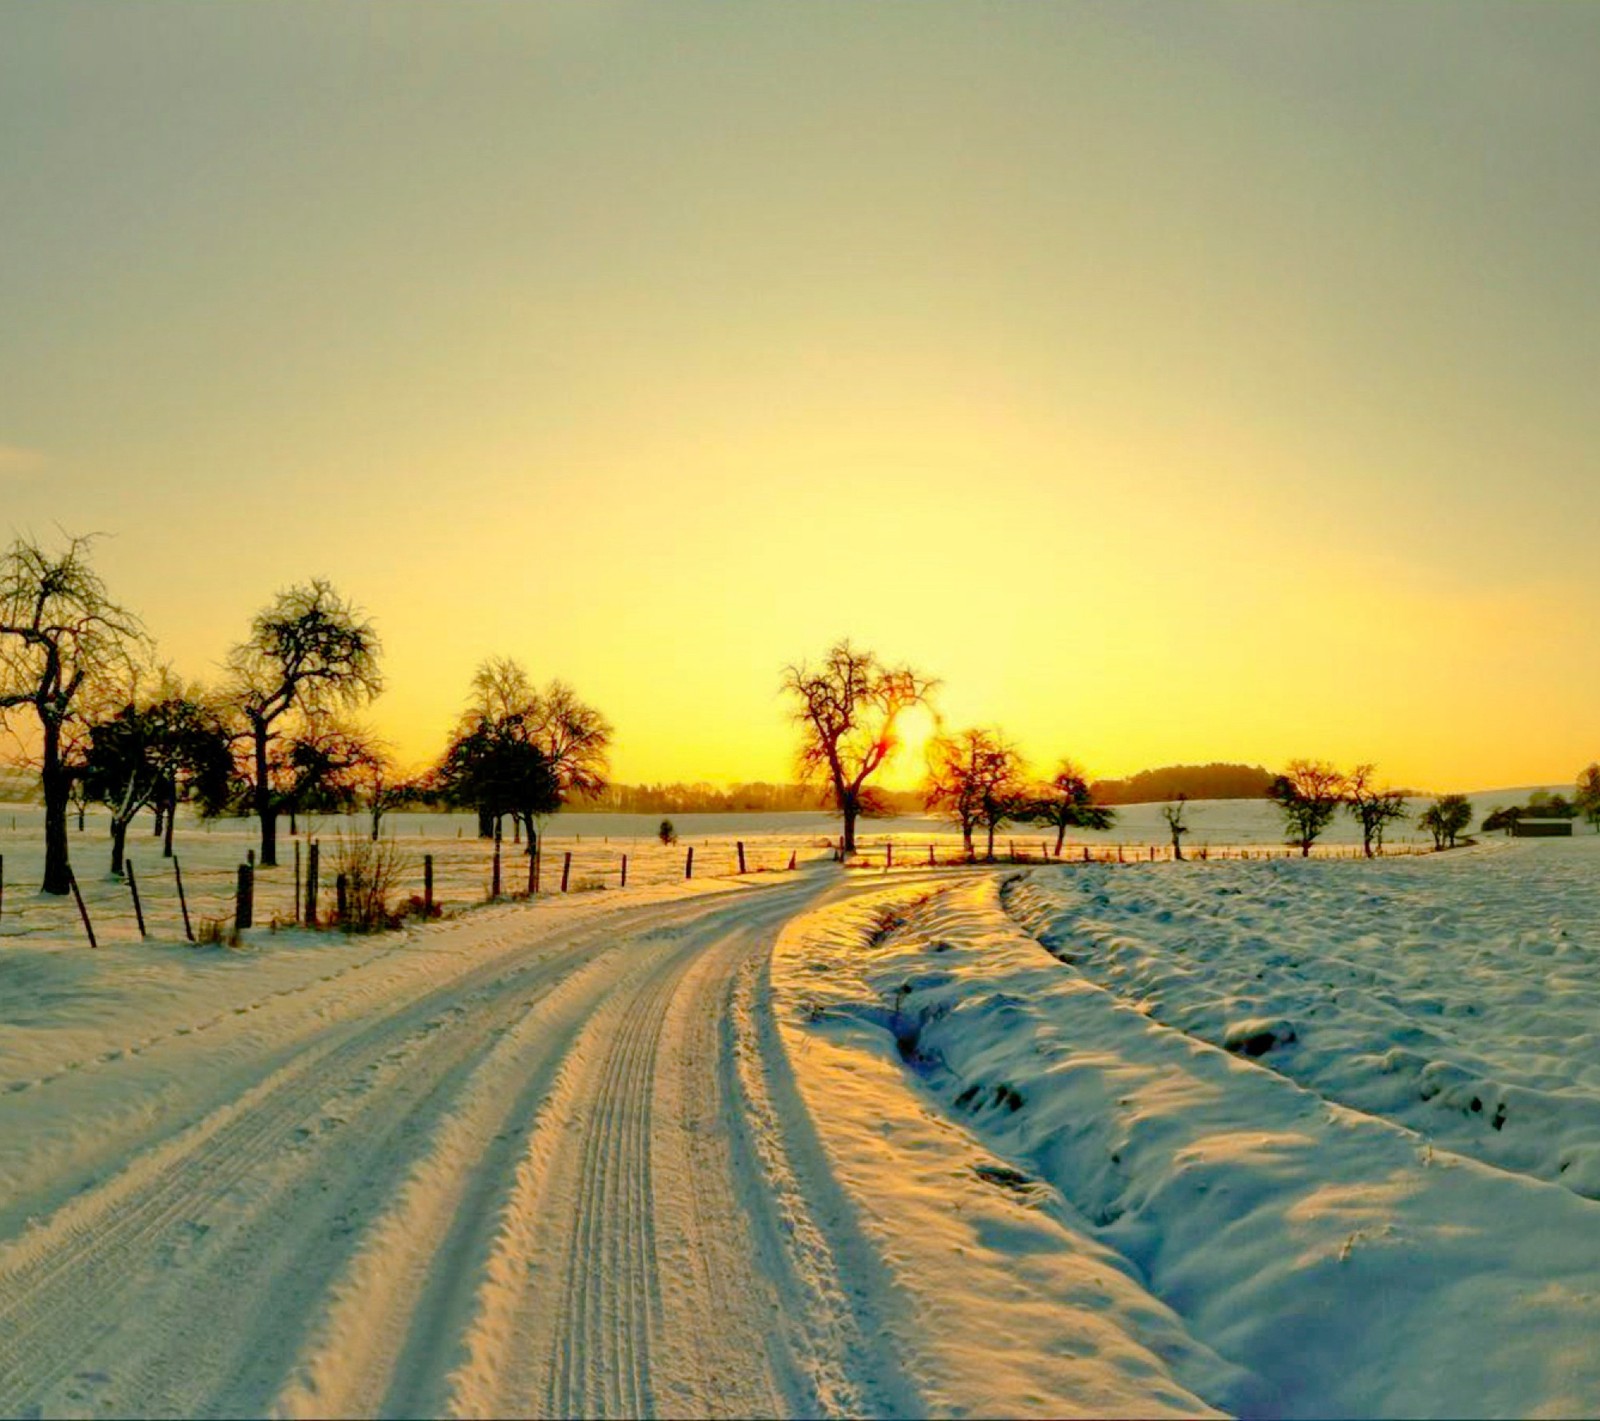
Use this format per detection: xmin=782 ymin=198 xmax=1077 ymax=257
xmin=0 ymin=820 xmax=1448 ymax=949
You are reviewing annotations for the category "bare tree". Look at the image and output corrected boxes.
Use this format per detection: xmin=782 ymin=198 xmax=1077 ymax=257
xmin=530 ymin=679 xmax=612 ymax=802
xmin=1021 ymin=760 xmax=1115 ymax=856
xmin=467 ymin=656 xmax=535 ymax=724
xmin=83 ymin=690 xmax=232 ymax=876
xmin=438 ymin=657 xmax=611 ymax=869
xmin=1269 ymin=759 xmax=1347 ymax=857
xmin=924 ymin=728 xmax=1026 ymax=860
xmin=462 ymin=656 xmax=536 ymax=834
xmin=0 ymin=535 xmax=145 ymax=893
xmin=350 ymin=743 xmax=421 ymax=841
xmin=1161 ymin=795 xmax=1190 ymax=861
xmin=925 ymin=730 xmax=991 ymax=858
xmin=450 ymin=659 xmax=612 ymax=850
xmin=225 ymin=580 xmax=382 ymax=867
xmin=1345 ymin=764 xmax=1408 ymax=858
xmin=782 ymin=640 xmax=936 ymax=854
xmin=1419 ymin=793 xmax=1473 ymax=850
xmin=277 ymin=719 xmax=380 ymax=828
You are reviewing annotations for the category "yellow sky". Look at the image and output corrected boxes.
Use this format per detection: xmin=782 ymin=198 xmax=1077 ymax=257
xmin=3 ymin=4 xmax=1598 ymax=793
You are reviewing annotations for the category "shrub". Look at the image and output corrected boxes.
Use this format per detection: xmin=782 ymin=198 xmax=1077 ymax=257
xmin=330 ymin=831 xmax=410 ymax=932
xmin=658 ymin=818 xmax=677 ymax=846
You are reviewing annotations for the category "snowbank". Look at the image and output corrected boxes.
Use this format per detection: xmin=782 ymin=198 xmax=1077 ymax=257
xmin=779 ymin=858 xmax=1600 ymax=1417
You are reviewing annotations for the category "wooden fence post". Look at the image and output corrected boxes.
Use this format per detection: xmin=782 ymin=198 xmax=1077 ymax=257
xmin=788 ymin=849 xmax=797 ymax=871
xmin=620 ymin=853 xmax=628 ymax=888
xmin=885 ymin=842 xmax=892 ymax=869
xmin=235 ymin=863 xmax=253 ymax=933
xmin=294 ymin=839 xmax=302 ymax=925
xmin=424 ymin=854 xmax=434 ymax=917
xmin=0 ymin=852 xmax=5 ymax=923
xmin=533 ymin=839 xmax=542 ymax=894
xmin=336 ymin=873 xmax=348 ymax=925
xmin=737 ymin=841 xmax=747 ymax=874
xmin=174 ymin=857 xmax=195 ymax=942
xmin=561 ymin=851 xmax=572 ymax=893
xmin=491 ymin=820 xmax=502 ymax=899
xmin=685 ymin=845 xmax=694 ymax=880
xmin=1082 ymin=845 xmax=1090 ymax=863
xmin=306 ymin=841 xmax=320 ymax=927
xmin=68 ymin=869 xmax=98 ymax=948
xmin=928 ymin=843 xmax=934 ymax=866
xmin=126 ymin=858 xmax=147 ymax=939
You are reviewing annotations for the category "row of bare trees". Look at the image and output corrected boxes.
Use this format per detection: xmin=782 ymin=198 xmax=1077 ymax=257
xmin=0 ymin=534 xmax=611 ymax=895
xmin=781 ymin=642 xmax=1466 ymax=862
xmin=780 ymin=640 xmax=1113 ymax=859
xmin=1269 ymin=759 xmax=1471 ymax=856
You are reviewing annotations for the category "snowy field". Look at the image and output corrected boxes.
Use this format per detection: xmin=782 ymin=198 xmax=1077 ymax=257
xmin=1 ymin=798 xmax=1596 ymax=1416
xmin=779 ymin=833 xmax=1600 ymax=1416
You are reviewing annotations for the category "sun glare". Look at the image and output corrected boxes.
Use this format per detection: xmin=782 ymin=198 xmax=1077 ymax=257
xmin=889 ymin=703 xmax=940 ymax=787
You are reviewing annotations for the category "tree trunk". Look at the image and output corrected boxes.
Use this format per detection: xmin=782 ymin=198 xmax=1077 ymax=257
xmin=110 ymin=816 xmax=130 ymax=877
xmin=253 ymin=722 xmax=278 ymax=868
xmin=40 ymin=719 xmax=72 ymax=895
xmin=840 ymin=795 xmax=858 ymax=855
xmin=985 ymin=822 xmax=996 ymax=861
xmin=1172 ymin=831 xmax=1184 ymax=862
xmin=162 ymin=791 xmax=176 ymax=858
xmin=477 ymin=805 xmax=494 ymax=839
xmin=1054 ymin=823 xmax=1066 ymax=857
xmin=152 ymin=802 xmax=164 ymax=837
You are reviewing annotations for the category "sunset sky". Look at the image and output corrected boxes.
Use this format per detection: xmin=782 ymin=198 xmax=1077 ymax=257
xmin=3 ymin=2 xmax=1598 ymax=792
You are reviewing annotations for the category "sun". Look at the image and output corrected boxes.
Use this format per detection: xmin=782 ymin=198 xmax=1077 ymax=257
xmin=888 ymin=703 xmax=940 ymax=786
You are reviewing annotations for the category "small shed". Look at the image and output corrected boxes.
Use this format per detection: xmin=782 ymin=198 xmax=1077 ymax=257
xmin=1512 ymin=817 xmax=1574 ymax=838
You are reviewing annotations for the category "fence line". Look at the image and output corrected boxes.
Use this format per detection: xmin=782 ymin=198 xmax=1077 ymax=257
xmin=0 ymin=826 xmax=1452 ymax=946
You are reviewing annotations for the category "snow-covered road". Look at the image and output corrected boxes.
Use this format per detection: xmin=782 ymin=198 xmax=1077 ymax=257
xmin=0 ymin=874 xmax=893 ymax=1418
xmin=8 ymin=842 xmax=1599 ymax=1418
xmin=9 ymin=862 xmax=1132 ymax=1421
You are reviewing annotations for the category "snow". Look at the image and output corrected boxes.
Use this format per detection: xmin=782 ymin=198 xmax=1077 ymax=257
xmin=3 ymin=800 xmax=1598 ymax=1417
xmin=779 ymin=838 xmax=1600 ymax=1416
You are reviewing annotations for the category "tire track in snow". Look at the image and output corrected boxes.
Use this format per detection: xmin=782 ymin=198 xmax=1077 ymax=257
xmin=448 ymin=886 xmax=812 ymax=1418
xmin=446 ymin=878 xmax=920 ymax=1419
xmin=266 ymin=944 xmax=659 ymax=1420
xmin=0 ymin=892 xmax=747 ymax=1418
xmin=2 ymin=872 xmax=951 ymax=1419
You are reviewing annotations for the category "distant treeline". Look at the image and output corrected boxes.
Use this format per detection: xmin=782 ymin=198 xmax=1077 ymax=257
xmin=573 ymin=769 xmax=1280 ymax=814
xmin=0 ymin=767 xmax=40 ymax=803
xmin=1088 ymin=763 xmax=1276 ymax=805
xmin=0 ymin=765 xmax=1282 ymax=815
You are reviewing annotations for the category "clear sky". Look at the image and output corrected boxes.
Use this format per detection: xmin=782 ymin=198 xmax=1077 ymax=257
xmin=3 ymin=2 xmax=1597 ymax=791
